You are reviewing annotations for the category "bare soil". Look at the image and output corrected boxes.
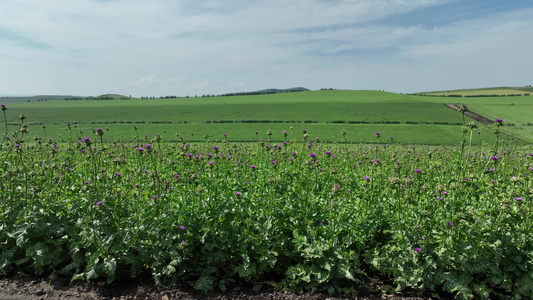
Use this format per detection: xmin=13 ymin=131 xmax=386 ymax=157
xmin=0 ymin=274 xmax=443 ymax=300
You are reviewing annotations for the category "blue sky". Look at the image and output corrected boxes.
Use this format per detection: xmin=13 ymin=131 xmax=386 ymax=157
xmin=1 ymin=0 xmax=532 ymax=97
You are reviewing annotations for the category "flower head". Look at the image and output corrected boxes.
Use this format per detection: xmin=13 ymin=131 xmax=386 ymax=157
xmin=415 ymin=247 xmax=421 ymax=253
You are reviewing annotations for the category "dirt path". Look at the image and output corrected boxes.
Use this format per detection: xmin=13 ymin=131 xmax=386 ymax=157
xmin=443 ymin=104 xmax=494 ymax=125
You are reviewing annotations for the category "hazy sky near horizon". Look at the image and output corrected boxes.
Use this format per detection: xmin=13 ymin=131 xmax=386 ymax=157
xmin=1 ymin=0 xmax=532 ymax=97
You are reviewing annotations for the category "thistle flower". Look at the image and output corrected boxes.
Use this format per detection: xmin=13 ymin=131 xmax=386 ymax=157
xmin=82 ymin=136 xmax=92 ymax=146
xmin=0 ymin=104 xmax=6 ymax=111
xmin=96 ymin=127 xmax=104 ymax=136
xmin=415 ymin=247 xmax=421 ymax=252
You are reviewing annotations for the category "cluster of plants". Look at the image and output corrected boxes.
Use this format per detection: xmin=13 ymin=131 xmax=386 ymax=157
xmin=0 ymin=103 xmax=532 ymax=299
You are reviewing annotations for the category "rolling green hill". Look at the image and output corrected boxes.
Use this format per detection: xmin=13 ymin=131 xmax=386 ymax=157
xmin=1 ymin=89 xmax=531 ymax=144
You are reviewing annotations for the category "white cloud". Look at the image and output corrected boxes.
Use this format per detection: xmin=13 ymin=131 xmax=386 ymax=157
xmin=131 ymin=75 xmax=156 ymax=86
xmin=0 ymin=0 xmax=531 ymax=96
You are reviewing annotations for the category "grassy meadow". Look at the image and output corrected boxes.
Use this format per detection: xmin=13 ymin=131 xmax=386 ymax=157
xmin=2 ymin=89 xmax=531 ymax=144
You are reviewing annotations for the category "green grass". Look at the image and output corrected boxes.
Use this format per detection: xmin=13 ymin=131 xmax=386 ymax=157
xmin=4 ymin=123 xmax=519 ymax=146
xmin=2 ymin=90 xmax=532 ymax=144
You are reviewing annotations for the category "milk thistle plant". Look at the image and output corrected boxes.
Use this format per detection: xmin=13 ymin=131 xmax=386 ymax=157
xmin=0 ymin=110 xmax=531 ymax=299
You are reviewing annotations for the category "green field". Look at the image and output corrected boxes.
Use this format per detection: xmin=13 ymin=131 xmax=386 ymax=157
xmin=2 ymin=89 xmax=531 ymax=144
xmin=416 ymin=86 xmax=533 ymax=96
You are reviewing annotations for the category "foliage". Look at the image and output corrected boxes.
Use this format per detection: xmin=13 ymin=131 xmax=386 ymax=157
xmin=0 ymin=107 xmax=532 ymax=298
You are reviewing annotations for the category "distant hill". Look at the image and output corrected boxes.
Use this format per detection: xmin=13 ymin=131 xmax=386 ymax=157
xmin=219 ymin=87 xmax=310 ymax=97
xmin=97 ymin=94 xmax=131 ymax=99
xmin=254 ymin=87 xmax=310 ymax=94
xmin=0 ymin=95 xmax=76 ymax=103
xmin=414 ymin=86 xmax=533 ymax=97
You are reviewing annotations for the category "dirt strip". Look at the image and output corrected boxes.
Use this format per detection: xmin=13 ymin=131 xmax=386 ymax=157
xmin=443 ymin=104 xmax=494 ymax=125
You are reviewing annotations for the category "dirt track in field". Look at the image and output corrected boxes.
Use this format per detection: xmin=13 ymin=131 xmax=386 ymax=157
xmin=444 ymin=104 xmax=494 ymax=125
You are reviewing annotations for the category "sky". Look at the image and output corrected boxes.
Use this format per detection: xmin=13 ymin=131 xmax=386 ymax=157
xmin=1 ymin=0 xmax=532 ymax=97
